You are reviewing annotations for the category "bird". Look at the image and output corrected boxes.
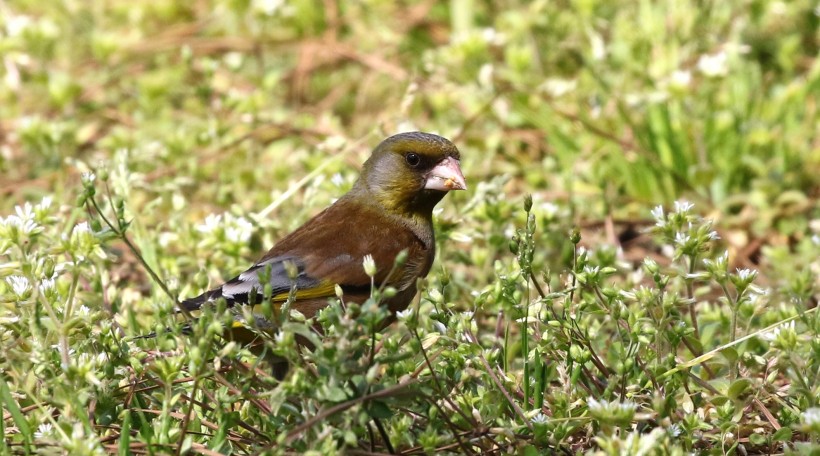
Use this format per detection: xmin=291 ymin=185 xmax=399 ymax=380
xmin=178 ymin=131 xmax=466 ymax=346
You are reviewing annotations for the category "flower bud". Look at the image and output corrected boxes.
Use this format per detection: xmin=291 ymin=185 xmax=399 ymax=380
xmin=524 ymin=194 xmax=533 ymax=212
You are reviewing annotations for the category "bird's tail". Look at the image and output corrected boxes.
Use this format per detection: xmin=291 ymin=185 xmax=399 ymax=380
xmin=178 ymin=287 xmax=225 ymax=313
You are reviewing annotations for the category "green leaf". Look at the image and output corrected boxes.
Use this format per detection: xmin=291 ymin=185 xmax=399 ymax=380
xmin=684 ymin=335 xmax=704 ymax=355
xmin=119 ymin=412 xmax=131 ymax=456
xmin=772 ymin=427 xmax=793 ymax=442
xmin=748 ymin=433 xmax=766 ymax=446
xmin=727 ymin=378 xmax=752 ymax=401
xmin=721 ymin=347 xmax=738 ymax=364
xmin=0 ymin=376 xmax=31 ymax=448
xmin=367 ymin=400 xmax=394 ymax=420
xmin=319 ymin=385 xmax=348 ymax=402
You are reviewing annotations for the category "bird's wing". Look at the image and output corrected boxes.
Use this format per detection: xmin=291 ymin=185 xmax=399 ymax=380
xmin=179 ymin=255 xmax=337 ymax=312
xmin=181 ymin=198 xmax=430 ymax=314
xmin=277 ymin=198 xmax=432 ymax=294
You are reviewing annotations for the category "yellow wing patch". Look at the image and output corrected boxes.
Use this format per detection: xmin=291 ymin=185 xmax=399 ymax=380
xmin=269 ymin=280 xmax=338 ymax=302
xmin=181 ymin=280 xmax=338 ymax=324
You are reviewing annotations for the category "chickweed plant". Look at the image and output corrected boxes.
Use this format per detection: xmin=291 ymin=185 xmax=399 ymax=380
xmin=2 ymin=174 xmax=818 ymax=453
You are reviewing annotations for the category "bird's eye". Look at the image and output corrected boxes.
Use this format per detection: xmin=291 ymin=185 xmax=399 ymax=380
xmin=405 ymin=153 xmax=421 ymax=167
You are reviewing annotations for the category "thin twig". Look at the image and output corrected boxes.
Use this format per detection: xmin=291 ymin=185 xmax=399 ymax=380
xmin=175 ymin=375 xmax=201 ymax=456
xmin=411 ymin=329 xmax=476 ymax=455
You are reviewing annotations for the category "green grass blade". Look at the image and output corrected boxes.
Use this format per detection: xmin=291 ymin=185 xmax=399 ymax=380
xmin=0 ymin=376 xmax=31 ymax=451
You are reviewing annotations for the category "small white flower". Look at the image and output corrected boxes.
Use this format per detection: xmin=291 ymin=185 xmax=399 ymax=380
xmin=38 ymin=278 xmax=55 ymax=293
xmin=540 ymin=78 xmax=577 ymax=98
xmin=76 ymin=353 xmax=96 ymax=367
xmin=697 ymin=51 xmax=728 ymax=77
xmin=589 ymin=32 xmax=606 ymax=61
xmin=196 ymin=214 xmax=222 ymax=234
xmin=540 ymin=202 xmax=560 ymax=217
xmin=274 ymin=331 xmax=285 ymax=344
xmin=36 ymin=196 xmax=53 ymax=211
xmin=478 ymin=64 xmax=494 ymax=88
xmin=6 ymin=275 xmax=30 ymax=297
xmin=225 ymin=216 xmax=253 ymax=243
xmin=531 ymin=412 xmax=549 ymax=424
xmin=735 ymin=268 xmax=758 ymax=282
xmin=472 ymin=408 xmax=482 ymax=423
xmin=3 ymin=215 xmax=38 ymax=234
xmin=668 ymin=70 xmax=691 ymax=90
xmin=362 ymin=254 xmax=376 ymax=277
xmin=685 ymin=271 xmax=711 ymax=280
xmin=396 ymin=308 xmax=414 ymax=320
xmin=747 ymin=291 xmax=765 ymax=305
xmin=449 ymin=231 xmax=473 ymax=243
xmin=72 ymin=221 xmax=91 ymax=235
xmin=492 ymin=98 xmax=510 ymax=120
xmin=770 ymin=1 xmax=787 ymax=15
xmin=583 ymin=265 xmax=600 ymax=275
xmin=318 ymin=135 xmax=347 ymax=151
xmin=34 ymin=422 xmax=53 ymax=439
xmin=588 ymin=397 xmax=637 ymax=414
xmin=481 ymin=27 xmax=504 ymax=45
xmin=650 ymin=205 xmax=665 ymax=223
xmin=3 ymin=200 xmax=42 ymax=235
xmin=432 ymin=321 xmax=447 ymax=334
xmin=6 ymin=15 xmax=33 ymax=37
xmin=673 ymin=200 xmax=694 ymax=213
xmin=762 ymin=320 xmax=795 ymax=341
xmin=95 ymin=352 xmax=109 ymax=365
xmin=802 ymin=408 xmax=820 ymax=425
xmin=669 ymin=423 xmax=684 ymax=437
xmin=619 ymin=290 xmax=637 ymax=300
xmin=158 ymin=232 xmax=177 ymax=248
xmin=253 ymin=0 xmax=283 ymax=16
xmin=253 ymin=0 xmax=285 ymax=16
xmin=706 ymin=230 xmax=720 ymax=241
xmin=427 ymin=288 xmax=444 ymax=303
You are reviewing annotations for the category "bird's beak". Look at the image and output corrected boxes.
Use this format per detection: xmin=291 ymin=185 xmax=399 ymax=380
xmin=424 ymin=157 xmax=467 ymax=191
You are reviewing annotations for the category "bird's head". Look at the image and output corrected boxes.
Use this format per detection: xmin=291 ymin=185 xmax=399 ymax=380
xmin=356 ymin=132 xmax=466 ymax=219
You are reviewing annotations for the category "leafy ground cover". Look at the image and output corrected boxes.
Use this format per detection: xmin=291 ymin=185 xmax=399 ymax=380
xmin=1 ymin=0 xmax=819 ymax=454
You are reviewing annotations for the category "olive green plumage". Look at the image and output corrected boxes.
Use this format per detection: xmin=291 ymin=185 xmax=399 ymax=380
xmin=181 ymin=131 xmax=466 ymax=324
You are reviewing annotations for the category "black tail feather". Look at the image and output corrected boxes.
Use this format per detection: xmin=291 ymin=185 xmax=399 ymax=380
xmin=179 ymin=287 xmax=224 ymax=312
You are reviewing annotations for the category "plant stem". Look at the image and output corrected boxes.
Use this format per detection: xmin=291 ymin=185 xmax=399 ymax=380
xmin=686 ymin=254 xmax=700 ymax=340
xmin=87 ymin=194 xmax=187 ymax=318
xmin=522 ymin=277 xmax=531 ymax=409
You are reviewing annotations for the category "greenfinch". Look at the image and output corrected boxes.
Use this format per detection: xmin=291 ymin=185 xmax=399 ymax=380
xmin=181 ymin=132 xmax=465 ymax=330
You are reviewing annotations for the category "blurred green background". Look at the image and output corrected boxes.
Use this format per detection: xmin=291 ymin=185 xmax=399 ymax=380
xmin=3 ymin=0 xmax=818 ymax=299
xmin=3 ymin=0 xmax=817 ymax=225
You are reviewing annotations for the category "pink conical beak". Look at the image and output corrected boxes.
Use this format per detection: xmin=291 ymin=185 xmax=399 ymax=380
xmin=424 ymin=157 xmax=467 ymax=191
